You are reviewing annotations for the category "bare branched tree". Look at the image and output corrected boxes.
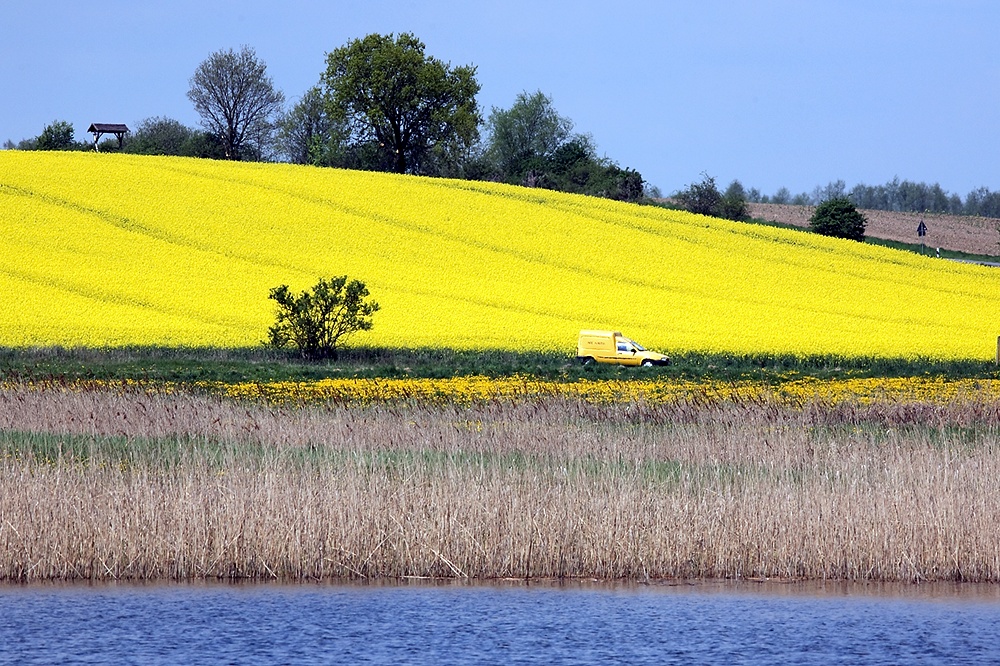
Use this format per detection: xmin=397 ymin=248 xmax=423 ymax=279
xmin=187 ymin=46 xmax=284 ymax=160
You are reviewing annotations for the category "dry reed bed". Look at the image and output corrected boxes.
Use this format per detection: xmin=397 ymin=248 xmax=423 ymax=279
xmin=1 ymin=385 xmax=999 ymax=582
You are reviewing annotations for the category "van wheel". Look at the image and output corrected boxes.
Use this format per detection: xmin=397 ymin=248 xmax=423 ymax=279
xmin=641 ymin=359 xmax=654 ymax=367
xmin=581 ymin=357 xmax=595 ymax=366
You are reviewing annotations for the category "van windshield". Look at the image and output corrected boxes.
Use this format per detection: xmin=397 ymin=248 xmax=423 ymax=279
xmin=624 ymin=338 xmax=646 ymax=351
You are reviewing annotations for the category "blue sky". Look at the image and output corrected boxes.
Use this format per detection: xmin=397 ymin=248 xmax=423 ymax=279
xmin=3 ymin=0 xmax=998 ymax=196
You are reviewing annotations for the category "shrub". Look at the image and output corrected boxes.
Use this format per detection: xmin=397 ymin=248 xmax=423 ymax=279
xmin=674 ymin=174 xmax=749 ymax=221
xmin=36 ymin=121 xmax=77 ymax=151
xmin=674 ymin=173 xmax=723 ymax=217
xmin=266 ymin=276 xmax=380 ymax=360
xmin=809 ymin=197 xmax=867 ymax=242
xmin=720 ymin=179 xmax=750 ymax=222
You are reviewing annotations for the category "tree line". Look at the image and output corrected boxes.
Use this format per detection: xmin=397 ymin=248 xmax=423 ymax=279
xmin=5 ymin=35 xmax=645 ymax=203
xmin=744 ymin=178 xmax=1000 ymax=219
xmin=669 ymin=174 xmax=1000 ymax=221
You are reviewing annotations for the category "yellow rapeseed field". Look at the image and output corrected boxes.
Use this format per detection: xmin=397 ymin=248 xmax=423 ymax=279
xmin=1 ymin=151 xmax=998 ymax=358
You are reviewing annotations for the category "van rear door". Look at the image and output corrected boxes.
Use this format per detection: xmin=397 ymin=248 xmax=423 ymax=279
xmin=579 ymin=330 xmax=616 ymax=363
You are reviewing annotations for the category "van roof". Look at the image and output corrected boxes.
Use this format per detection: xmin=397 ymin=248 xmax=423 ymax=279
xmin=579 ymin=330 xmax=622 ymax=336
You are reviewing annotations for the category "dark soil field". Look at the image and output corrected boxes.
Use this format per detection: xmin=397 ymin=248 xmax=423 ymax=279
xmin=749 ymin=203 xmax=1000 ymax=257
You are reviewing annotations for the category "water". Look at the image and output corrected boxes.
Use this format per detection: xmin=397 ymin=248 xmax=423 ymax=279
xmin=2 ymin=580 xmax=1000 ymax=665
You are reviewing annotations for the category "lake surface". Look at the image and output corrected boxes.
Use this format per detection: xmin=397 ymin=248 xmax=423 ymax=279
xmin=2 ymin=580 xmax=1000 ymax=665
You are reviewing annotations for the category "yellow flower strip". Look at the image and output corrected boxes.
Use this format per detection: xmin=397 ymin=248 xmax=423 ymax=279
xmin=207 ymin=376 xmax=1000 ymax=407
xmin=7 ymin=376 xmax=1000 ymax=407
xmin=6 ymin=376 xmax=1000 ymax=407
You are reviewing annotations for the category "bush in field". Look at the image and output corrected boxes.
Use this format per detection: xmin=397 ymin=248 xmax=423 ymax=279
xmin=674 ymin=173 xmax=722 ymax=217
xmin=809 ymin=197 xmax=867 ymax=242
xmin=266 ymin=276 xmax=379 ymax=360
xmin=674 ymin=173 xmax=749 ymax=221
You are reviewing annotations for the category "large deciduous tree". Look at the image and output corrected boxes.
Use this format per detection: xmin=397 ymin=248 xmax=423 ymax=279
xmin=321 ymin=33 xmax=481 ymax=175
xmin=482 ymin=91 xmax=645 ymax=201
xmin=187 ymin=46 xmax=284 ymax=160
xmin=484 ymin=90 xmax=573 ymax=182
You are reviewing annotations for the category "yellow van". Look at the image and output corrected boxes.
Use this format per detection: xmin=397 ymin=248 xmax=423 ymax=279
xmin=576 ymin=330 xmax=670 ymax=367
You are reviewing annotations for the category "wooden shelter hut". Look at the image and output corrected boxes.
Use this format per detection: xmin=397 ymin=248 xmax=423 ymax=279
xmin=87 ymin=123 xmax=129 ymax=151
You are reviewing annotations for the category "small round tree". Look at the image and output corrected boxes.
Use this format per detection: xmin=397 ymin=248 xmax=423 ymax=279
xmin=674 ymin=173 xmax=723 ymax=217
xmin=809 ymin=197 xmax=867 ymax=241
xmin=266 ymin=276 xmax=379 ymax=360
xmin=36 ymin=120 xmax=77 ymax=150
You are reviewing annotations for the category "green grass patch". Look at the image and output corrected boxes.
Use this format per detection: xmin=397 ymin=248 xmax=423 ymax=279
xmin=0 ymin=430 xmax=221 ymax=470
xmin=0 ymin=429 xmax=768 ymax=488
xmin=1 ymin=345 xmax=997 ymax=384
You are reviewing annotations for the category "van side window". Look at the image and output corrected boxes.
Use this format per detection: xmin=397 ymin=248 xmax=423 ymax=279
xmin=617 ymin=342 xmax=629 ymax=353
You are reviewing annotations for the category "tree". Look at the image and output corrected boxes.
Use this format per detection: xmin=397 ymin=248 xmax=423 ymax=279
xmin=965 ymin=186 xmax=1000 ymax=217
xmin=809 ymin=196 xmax=867 ymax=241
xmin=124 ymin=117 xmax=227 ymax=158
xmin=321 ymin=32 xmax=481 ymax=175
xmin=187 ymin=46 xmax=284 ymax=160
xmin=720 ymin=179 xmax=751 ymax=221
xmin=674 ymin=174 xmax=750 ymax=221
xmin=532 ymin=135 xmax=594 ymax=188
xmin=606 ymin=166 xmax=645 ymax=202
xmin=266 ymin=276 xmax=380 ymax=360
xmin=771 ymin=187 xmax=791 ymax=205
xmin=479 ymin=91 xmax=645 ymax=201
xmin=7 ymin=122 xmax=89 ymax=151
xmin=36 ymin=120 xmax=77 ymax=150
xmin=674 ymin=173 xmax=723 ymax=217
xmin=274 ymin=87 xmax=349 ymax=166
xmin=484 ymin=90 xmax=573 ymax=182
xmin=811 ymin=179 xmax=846 ymax=205
xmin=182 ymin=131 xmax=228 ymax=159
xmin=125 ymin=117 xmax=194 ymax=155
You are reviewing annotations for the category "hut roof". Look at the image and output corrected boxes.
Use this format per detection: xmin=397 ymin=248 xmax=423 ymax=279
xmin=88 ymin=123 xmax=129 ymax=133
